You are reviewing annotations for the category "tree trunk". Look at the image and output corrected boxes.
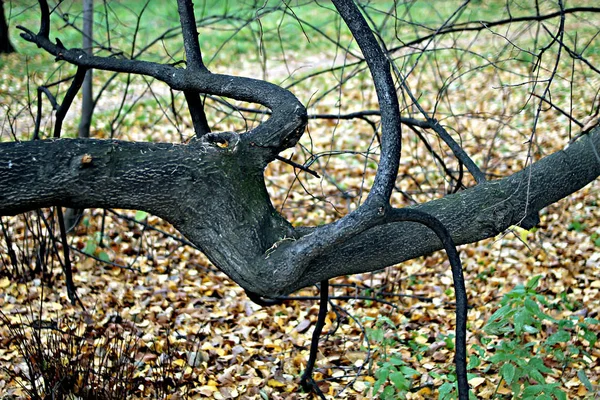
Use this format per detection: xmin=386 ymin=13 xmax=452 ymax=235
xmin=65 ymin=0 xmax=94 ymax=231
xmin=0 ymin=0 xmax=15 ymax=54
xmin=78 ymin=0 xmax=93 ymax=139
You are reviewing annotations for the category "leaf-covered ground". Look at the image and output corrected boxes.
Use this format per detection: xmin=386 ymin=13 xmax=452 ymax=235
xmin=1 ymin=3 xmax=600 ymax=397
xmin=0 ymin=181 xmax=598 ymax=399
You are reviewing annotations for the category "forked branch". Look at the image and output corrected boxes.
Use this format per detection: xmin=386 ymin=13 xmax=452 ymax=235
xmin=17 ymin=24 xmax=306 ymax=155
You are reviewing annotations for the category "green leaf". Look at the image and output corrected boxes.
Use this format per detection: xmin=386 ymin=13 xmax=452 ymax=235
xmin=500 ymin=362 xmax=516 ymax=385
xmin=135 ymin=210 xmax=149 ymax=222
xmin=552 ymin=388 xmax=567 ymax=400
xmin=399 ymin=366 xmax=419 ymax=377
xmin=372 ymin=378 xmax=384 ymax=395
xmin=486 ymin=304 xmax=512 ymax=323
xmin=522 ymin=384 xmax=544 ymax=396
xmin=583 ymin=330 xmax=597 ymax=347
xmin=530 ymin=357 xmax=552 ymax=374
xmin=546 ymin=330 xmax=570 ymax=346
xmin=577 ymin=369 xmax=594 ymax=391
xmin=83 ymin=239 xmax=97 ymax=256
xmin=381 ymin=386 xmax=395 ymax=399
xmin=489 ymin=352 xmax=512 ymax=363
xmin=375 ymin=366 xmax=390 ymax=381
xmin=378 ymin=316 xmax=396 ymax=328
xmin=484 ymin=320 xmax=511 ymax=335
xmin=524 ymin=297 xmax=540 ymax=314
xmin=98 ymin=251 xmax=111 ymax=262
xmin=530 ymin=395 xmax=551 ymax=400
xmin=514 ymin=309 xmax=529 ymax=335
xmin=525 ymin=275 xmax=542 ymax=291
xmin=389 ymin=371 xmax=408 ymax=390
xmin=93 ymin=231 xmax=105 ymax=245
xmin=526 ymin=297 xmax=553 ymax=321
xmin=370 ymin=328 xmax=384 ymax=343
xmin=373 ymin=367 xmax=389 ymax=394
xmin=523 ymin=324 xmax=539 ymax=334
xmin=509 ymin=382 xmax=522 ymax=398
xmin=438 ymin=382 xmax=454 ymax=399
xmin=389 ymin=355 xmax=404 ymax=366
xmin=467 ymin=354 xmax=481 ymax=369
xmin=527 ymin=366 xmax=545 ymax=384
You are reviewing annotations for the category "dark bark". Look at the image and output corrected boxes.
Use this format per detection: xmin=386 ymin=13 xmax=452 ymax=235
xmin=65 ymin=0 xmax=94 ymax=232
xmin=176 ymin=0 xmax=206 ymax=72
xmin=0 ymin=134 xmax=295 ymax=293
xmin=78 ymin=0 xmax=94 ymax=139
xmin=54 ymin=67 xmax=88 ymax=138
xmin=183 ymin=91 xmax=211 ymax=136
xmin=1 ymin=127 xmax=598 ymax=296
xmin=176 ymin=0 xmax=211 ymax=136
xmin=332 ymin=0 xmax=402 ymax=207
xmin=3 ymin=0 xmax=599 ymax=298
xmin=0 ymin=0 xmax=15 ymax=54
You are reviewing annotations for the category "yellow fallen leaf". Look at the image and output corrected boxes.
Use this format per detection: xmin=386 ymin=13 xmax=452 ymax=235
xmin=512 ymin=225 xmax=530 ymax=244
xmin=268 ymin=379 xmax=286 ymax=388
xmin=469 ymin=377 xmax=486 ymax=388
xmin=0 ymin=277 xmax=10 ymax=288
xmin=172 ymin=358 xmax=186 ymax=367
xmin=417 ymin=387 xmax=432 ymax=396
xmin=496 ymin=382 xmax=512 ymax=395
xmin=414 ymin=335 xmax=428 ymax=345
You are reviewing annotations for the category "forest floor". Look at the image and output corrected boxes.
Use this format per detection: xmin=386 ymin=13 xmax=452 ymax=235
xmin=1 ymin=2 xmax=600 ymax=399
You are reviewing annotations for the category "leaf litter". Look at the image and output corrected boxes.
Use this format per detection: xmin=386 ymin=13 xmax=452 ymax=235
xmin=0 ymin=31 xmax=599 ymax=400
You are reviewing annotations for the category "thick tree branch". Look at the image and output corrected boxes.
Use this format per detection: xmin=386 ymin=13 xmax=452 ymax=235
xmin=263 ymin=0 xmax=412 ymax=283
xmin=0 ymin=128 xmax=599 ymax=297
xmin=54 ymin=67 xmax=88 ymax=138
xmin=184 ymin=91 xmax=211 ymax=136
xmin=176 ymin=0 xmax=211 ymax=136
xmin=283 ymin=127 xmax=600 ymax=294
xmin=37 ymin=0 xmax=49 ymax=39
xmin=0 ymin=134 xmax=295 ymax=292
xmin=177 ymin=0 xmax=207 ymax=72
xmin=332 ymin=0 xmax=401 ymax=206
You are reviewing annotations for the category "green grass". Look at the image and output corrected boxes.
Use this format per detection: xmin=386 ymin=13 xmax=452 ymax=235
xmin=3 ymin=0 xmax=593 ymax=72
xmin=2 ymin=0 xmax=598 ymax=142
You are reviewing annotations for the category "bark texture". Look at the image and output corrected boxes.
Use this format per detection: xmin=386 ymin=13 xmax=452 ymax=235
xmin=3 ymin=0 xmax=599 ymax=298
xmin=1 ymin=127 xmax=598 ymax=296
xmin=0 ymin=0 xmax=15 ymax=54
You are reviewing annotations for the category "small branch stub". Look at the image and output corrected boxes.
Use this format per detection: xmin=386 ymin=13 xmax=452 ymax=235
xmin=81 ymin=153 xmax=93 ymax=166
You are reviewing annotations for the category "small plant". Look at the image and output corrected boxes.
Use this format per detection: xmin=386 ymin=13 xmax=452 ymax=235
xmin=1 ymin=306 xmax=203 ymax=399
xmin=366 ymin=276 xmax=598 ymax=399
xmin=483 ymin=275 xmax=598 ymax=399
xmin=590 ymin=231 xmax=600 ymax=247
xmin=0 ymin=312 xmax=141 ymax=400
xmin=82 ymin=231 xmax=111 ymax=262
xmin=433 ymin=370 xmax=477 ymax=400
xmin=364 ymin=315 xmax=421 ymax=399
xmin=567 ymin=217 xmax=586 ymax=232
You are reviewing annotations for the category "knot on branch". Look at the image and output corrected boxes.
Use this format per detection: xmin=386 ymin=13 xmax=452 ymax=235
xmin=199 ymin=132 xmax=240 ymax=153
